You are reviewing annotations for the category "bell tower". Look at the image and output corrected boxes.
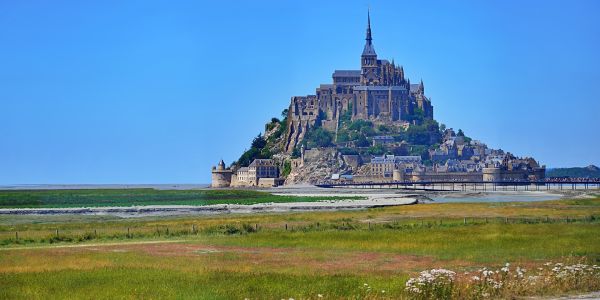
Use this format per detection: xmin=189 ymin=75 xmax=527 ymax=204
xmin=361 ymin=10 xmax=378 ymax=85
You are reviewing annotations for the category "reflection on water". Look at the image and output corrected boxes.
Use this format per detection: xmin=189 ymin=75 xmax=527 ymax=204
xmin=430 ymin=193 xmax=562 ymax=203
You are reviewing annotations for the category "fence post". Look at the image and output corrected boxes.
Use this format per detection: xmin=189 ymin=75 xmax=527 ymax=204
xmin=255 ymin=224 xmax=258 ymax=231
xmin=127 ymin=227 xmax=130 ymax=238
xmin=56 ymin=229 xmax=59 ymax=237
xmin=505 ymin=217 xmax=508 ymax=224
xmin=94 ymin=229 xmax=97 ymax=237
xmin=285 ymin=224 xmax=288 ymax=231
xmin=15 ymin=231 xmax=18 ymax=241
xmin=368 ymin=222 xmax=371 ymax=230
xmin=464 ymin=217 xmax=467 ymax=225
xmin=485 ymin=217 xmax=488 ymax=224
xmin=192 ymin=224 xmax=196 ymax=234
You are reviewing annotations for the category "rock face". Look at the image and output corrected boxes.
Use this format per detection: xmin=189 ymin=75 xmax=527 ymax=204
xmin=285 ymin=148 xmax=352 ymax=185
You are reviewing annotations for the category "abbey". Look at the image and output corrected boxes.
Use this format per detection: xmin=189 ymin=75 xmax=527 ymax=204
xmin=284 ymin=12 xmax=433 ymax=153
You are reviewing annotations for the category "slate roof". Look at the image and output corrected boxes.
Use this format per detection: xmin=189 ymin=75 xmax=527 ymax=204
xmin=362 ymin=43 xmax=377 ymax=56
xmin=333 ymin=70 xmax=361 ymax=77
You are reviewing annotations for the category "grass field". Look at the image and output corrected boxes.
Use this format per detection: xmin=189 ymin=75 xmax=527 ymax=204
xmin=0 ymin=192 xmax=599 ymax=299
xmin=0 ymin=189 xmax=359 ymax=208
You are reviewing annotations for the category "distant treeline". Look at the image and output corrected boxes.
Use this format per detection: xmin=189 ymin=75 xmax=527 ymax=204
xmin=546 ymin=165 xmax=600 ymax=178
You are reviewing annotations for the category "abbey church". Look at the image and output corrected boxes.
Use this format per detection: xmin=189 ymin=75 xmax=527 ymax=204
xmin=284 ymin=12 xmax=434 ymax=153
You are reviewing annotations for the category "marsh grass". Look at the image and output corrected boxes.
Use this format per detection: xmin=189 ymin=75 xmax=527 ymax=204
xmin=1 ymin=195 xmax=600 ymax=299
xmin=0 ymin=188 xmax=361 ymax=208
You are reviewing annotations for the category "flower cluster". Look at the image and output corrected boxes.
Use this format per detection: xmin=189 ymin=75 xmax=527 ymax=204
xmin=467 ymin=262 xmax=600 ymax=298
xmin=407 ymin=261 xmax=600 ymax=299
xmin=405 ymin=269 xmax=456 ymax=299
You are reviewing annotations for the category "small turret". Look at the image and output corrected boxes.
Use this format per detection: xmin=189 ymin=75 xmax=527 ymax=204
xmin=211 ymin=159 xmax=232 ymax=188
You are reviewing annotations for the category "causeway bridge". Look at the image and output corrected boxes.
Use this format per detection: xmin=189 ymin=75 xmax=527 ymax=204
xmin=315 ymin=181 xmax=600 ymax=192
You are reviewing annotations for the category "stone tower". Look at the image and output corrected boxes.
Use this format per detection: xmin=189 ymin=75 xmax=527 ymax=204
xmin=360 ymin=10 xmax=378 ymax=86
xmin=211 ymin=159 xmax=232 ymax=188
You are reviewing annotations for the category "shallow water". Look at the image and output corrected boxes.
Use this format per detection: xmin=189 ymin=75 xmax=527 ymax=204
xmin=429 ymin=192 xmax=562 ymax=203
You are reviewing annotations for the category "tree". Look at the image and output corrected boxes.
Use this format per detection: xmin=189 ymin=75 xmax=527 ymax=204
xmin=281 ymin=108 xmax=289 ymax=119
xmin=281 ymin=160 xmax=292 ymax=177
xmin=305 ymin=127 xmax=333 ymax=148
xmin=367 ymin=144 xmax=386 ymax=155
xmin=440 ymin=123 xmax=446 ymax=132
xmin=291 ymin=146 xmax=301 ymax=158
xmin=251 ymin=134 xmax=267 ymax=149
xmin=236 ymin=134 xmax=269 ymax=167
xmin=457 ymin=129 xmax=465 ymax=137
xmin=377 ymin=124 xmax=391 ymax=133
xmin=355 ymin=134 xmax=370 ymax=147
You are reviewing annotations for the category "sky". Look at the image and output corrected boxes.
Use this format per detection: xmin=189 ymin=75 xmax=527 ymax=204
xmin=1 ymin=0 xmax=599 ymax=184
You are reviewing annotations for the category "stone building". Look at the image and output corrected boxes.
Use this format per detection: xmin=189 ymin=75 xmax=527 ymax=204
xmin=284 ymin=11 xmax=433 ymax=153
xmin=370 ymin=155 xmax=422 ymax=177
xmin=230 ymin=159 xmax=281 ymax=187
xmin=248 ymin=159 xmax=279 ymax=186
xmin=211 ymin=160 xmax=233 ymax=188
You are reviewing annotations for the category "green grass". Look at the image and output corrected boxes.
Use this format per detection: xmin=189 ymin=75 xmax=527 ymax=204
xmin=1 ymin=194 xmax=600 ymax=299
xmin=0 ymin=189 xmax=360 ymax=208
xmin=199 ymin=223 xmax=600 ymax=262
xmin=0 ymin=266 xmax=403 ymax=299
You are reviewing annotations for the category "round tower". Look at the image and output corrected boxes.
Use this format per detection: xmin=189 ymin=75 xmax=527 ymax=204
xmin=211 ymin=159 xmax=232 ymax=188
xmin=482 ymin=167 xmax=502 ymax=182
xmin=392 ymin=169 xmax=404 ymax=182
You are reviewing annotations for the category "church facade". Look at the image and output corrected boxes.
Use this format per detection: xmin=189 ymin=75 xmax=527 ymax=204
xmin=284 ymin=12 xmax=434 ymax=153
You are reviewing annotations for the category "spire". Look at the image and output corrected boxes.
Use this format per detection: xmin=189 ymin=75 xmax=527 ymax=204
xmin=361 ymin=9 xmax=377 ymax=57
xmin=419 ymin=79 xmax=425 ymax=92
xmin=366 ymin=9 xmax=372 ymax=45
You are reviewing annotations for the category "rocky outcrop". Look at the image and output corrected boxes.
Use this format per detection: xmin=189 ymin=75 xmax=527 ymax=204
xmin=285 ymin=148 xmax=352 ymax=184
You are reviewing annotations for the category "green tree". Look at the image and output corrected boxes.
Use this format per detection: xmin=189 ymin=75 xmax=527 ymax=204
xmin=281 ymin=160 xmax=292 ymax=177
xmin=251 ymin=134 xmax=267 ymax=149
xmin=236 ymin=134 xmax=270 ymax=167
xmin=305 ymin=127 xmax=334 ymax=148
xmin=367 ymin=144 xmax=386 ymax=155
xmin=355 ymin=134 xmax=370 ymax=147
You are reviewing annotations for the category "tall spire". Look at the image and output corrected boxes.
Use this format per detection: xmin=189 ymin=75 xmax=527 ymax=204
xmin=362 ymin=9 xmax=377 ymax=57
xmin=366 ymin=9 xmax=372 ymax=45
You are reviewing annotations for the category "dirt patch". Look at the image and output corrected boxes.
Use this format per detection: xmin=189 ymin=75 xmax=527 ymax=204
xmin=70 ymin=241 xmax=471 ymax=275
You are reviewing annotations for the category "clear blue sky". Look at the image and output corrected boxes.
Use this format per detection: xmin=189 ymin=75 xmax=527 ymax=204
xmin=1 ymin=0 xmax=599 ymax=184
